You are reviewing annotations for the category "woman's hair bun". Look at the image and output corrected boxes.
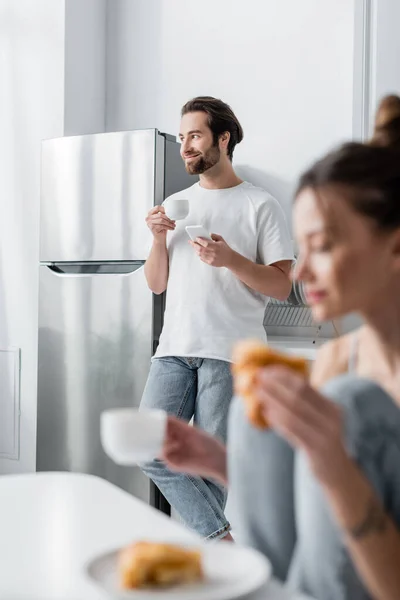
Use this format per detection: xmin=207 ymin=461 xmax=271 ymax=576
xmin=370 ymin=94 xmax=400 ymax=149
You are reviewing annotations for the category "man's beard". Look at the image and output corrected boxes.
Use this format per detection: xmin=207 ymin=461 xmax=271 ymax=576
xmin=184 ymin=144 xmax=220 ymax=174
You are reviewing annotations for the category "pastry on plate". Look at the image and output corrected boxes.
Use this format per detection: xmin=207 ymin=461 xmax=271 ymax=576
xmin=232 ymin=339 xmax=308 ymax=429
xmin=119 ymin=541 xmax=203 ymax=589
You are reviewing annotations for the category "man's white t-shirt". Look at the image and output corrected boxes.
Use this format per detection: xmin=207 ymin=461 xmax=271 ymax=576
xmin=153 ymin=181 xmax=293 ymax=363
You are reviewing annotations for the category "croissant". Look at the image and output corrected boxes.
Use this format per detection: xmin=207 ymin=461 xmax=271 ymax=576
xmin=232 ymin=339 xmax=308 ymax=429
xmin=119 ymin=541 xmax=203 ymax=589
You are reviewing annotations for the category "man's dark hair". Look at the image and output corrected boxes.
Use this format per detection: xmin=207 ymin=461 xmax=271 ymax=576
xmin=181 ymin=96 xmax=244 ymax=161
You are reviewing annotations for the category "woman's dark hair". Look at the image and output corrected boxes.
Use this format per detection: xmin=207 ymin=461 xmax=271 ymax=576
xmin=181 ymin=96 xmax=243 ymax=161
xmin=296 ymin=95 xmax=400 ymax=230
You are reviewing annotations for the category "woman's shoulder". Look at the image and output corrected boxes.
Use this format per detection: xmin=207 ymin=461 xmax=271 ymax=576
xmin=311 ymin=331 xmax=359 ymax=387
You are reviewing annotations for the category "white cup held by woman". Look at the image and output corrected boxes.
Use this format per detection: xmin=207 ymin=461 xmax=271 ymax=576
xmin=101 ymin=408 xmax=167 ymax=464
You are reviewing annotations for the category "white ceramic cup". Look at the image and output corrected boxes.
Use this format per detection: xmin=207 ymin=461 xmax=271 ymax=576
xmin=100 ymin=408 xmax=167 ymax=464
xmin=164 ymin=198 xmax=189 ymax=221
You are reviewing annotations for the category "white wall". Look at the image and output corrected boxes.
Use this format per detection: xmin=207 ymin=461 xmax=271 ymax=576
xmin=371 ymin=0 xmax=400 ymax=118
xmin=106 ymin=0 xmax=355 ymax=227
xmin=353 ymin=0 xmax=400 ymax=141
xmin=0 ymin=0 xmax=107 ymax=475
xmin=64 ymin=0 xmax=107 ymax=135
xmin=0 ymin=0 xmax=66 ymax=473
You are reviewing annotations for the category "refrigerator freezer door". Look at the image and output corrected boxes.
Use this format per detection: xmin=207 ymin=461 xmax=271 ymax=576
xmin=37 ymin=263 xmax=152 ymax=501
xmin=40 ymin=130 xmax=157 ymax=262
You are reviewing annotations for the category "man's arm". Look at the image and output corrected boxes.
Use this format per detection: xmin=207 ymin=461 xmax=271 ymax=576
xmin=144 ymin=205 xmax=175 ymax=294
xmin=227 ymin=253 xmax=292 ymax=301
xmin=192 ymin=235 xmax=292 ymax=300
xmin=144 ymin=240 xmax=169 ymax=295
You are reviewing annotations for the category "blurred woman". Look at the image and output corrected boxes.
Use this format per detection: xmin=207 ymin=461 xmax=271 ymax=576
xmin=162 ymin=96 xmax=400 ymax=600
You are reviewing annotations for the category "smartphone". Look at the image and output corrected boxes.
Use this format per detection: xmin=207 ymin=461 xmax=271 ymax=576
xmin=185 ymin=225 xmax=213 ymax=241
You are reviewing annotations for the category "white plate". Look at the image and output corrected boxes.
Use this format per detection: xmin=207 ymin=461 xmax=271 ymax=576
xmin=86 ymin=541 xmax=271 ymax=600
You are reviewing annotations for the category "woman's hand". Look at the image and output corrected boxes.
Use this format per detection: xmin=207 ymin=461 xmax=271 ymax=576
xmin=256 ymin=366 xmax=350 ymax=488
xmin=161 ymin=417 xmax=228 ymax=486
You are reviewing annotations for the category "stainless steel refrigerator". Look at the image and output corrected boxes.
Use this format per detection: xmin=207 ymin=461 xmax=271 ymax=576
xmin=37 ymin=129 xmax=194 ymax=504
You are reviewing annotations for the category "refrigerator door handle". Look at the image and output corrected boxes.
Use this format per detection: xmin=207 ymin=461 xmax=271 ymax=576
xmin=45 ymin=262 xmax=145 ymax=276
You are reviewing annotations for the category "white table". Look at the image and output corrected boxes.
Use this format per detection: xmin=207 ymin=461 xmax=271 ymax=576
xmin=0 ymin=473 xmax=313 ymax=599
